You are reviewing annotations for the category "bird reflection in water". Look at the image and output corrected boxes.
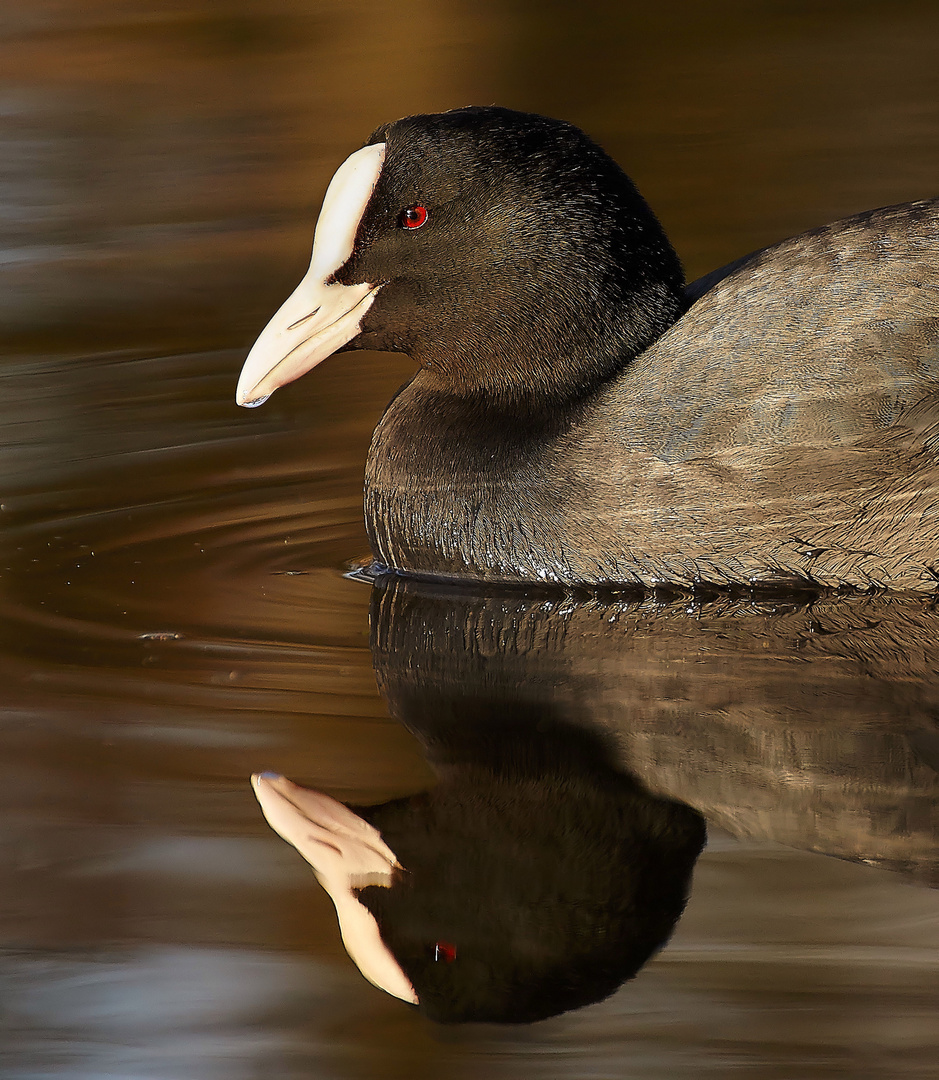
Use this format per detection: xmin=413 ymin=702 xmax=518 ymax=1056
xmin=253 ymin=699 xmax=705 ymax=1024
xmin=252 ymin=574 xmax=939 ymax=1023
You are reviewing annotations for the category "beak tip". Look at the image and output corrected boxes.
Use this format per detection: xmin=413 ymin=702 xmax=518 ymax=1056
xmin=236 ymin=390 xmax=272 ymax=409
xmin=252 ymin=771 xmax=283 ymax=790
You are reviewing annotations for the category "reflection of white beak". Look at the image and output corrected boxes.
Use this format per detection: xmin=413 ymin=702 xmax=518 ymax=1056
xmin=236 ymin=142 xmax=386 ymax=407
xmin=251 ymin=773 xmax=418 ymax=1005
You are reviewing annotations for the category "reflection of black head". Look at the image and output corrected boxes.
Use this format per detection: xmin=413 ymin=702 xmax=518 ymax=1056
xmin=353 ymin=699 xmax=706 ymax=1023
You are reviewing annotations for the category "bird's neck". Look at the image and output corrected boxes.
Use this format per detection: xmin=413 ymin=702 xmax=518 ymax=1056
xmin=363 ymin=375 xmax=590 ymax=581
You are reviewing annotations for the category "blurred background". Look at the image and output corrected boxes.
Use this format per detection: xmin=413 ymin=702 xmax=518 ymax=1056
xmin=1 ymin=2 xmax=938 ymax=1077
xmin=3 ymin=0 xmax=938 ymax=345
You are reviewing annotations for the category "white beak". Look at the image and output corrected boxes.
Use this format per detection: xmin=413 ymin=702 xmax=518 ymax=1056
xmin=236 ymin=142 xmax=386 ymax=407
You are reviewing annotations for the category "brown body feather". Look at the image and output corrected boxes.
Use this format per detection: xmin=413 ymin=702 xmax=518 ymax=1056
xmin=367 ymin=200 xmax=939 ymax=590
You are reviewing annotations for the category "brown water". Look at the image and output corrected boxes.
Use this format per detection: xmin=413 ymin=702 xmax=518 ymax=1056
xmin=2 ymin=1 xmax=939 ymax=1075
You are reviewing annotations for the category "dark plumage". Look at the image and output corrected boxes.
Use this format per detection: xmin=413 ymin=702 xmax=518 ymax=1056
xmin=344 ymin=109 xmax=686 ymax=401
xmin=353 ymin=703 xmax=705 ymax=1024
xmin=238 ymin=107 xmax=939 ymax=591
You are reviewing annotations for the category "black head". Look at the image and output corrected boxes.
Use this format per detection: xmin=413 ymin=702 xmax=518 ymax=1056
xmin=334 ymin=106 xmax=685 ymax=403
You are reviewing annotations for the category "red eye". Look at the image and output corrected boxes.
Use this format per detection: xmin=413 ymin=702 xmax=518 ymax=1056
xmin=434 ymin=941 xmax=457 ymax=963
xmin=401 ymin=204 xmax=428 ymax=229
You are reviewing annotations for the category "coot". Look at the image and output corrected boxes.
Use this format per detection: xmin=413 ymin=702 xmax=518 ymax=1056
xmin=237 ymin=107 xmax=939 ymax=591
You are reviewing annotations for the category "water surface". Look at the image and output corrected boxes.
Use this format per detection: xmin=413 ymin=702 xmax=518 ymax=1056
xmin=2 ymin=2 xmax=938 ymax=1076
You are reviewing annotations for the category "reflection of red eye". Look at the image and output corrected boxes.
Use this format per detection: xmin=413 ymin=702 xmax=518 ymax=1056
xmin=401 ymin=205 xmax=428 ymax=229
xmin=434 ymin=941 xmax=457 ymax=962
